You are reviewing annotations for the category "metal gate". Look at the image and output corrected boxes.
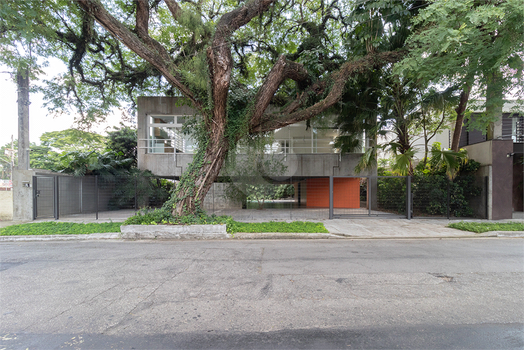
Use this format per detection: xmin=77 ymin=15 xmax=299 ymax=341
xmin=33 ymin=176 xmax=57 ymax=219
xmin=328 ymin=176 xmax=411 ymax=219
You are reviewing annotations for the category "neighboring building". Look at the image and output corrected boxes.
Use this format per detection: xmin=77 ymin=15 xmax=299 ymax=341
xmin=457 ymin=103 xmax=523 ymax=220
xmin=136 ymin=96 xmax=374 ymax=209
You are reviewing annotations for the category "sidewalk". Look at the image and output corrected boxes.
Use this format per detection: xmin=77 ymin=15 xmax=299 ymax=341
xmin=322 ymin=218 xmax=524 ymax=239
xmin=1 ymin=216 xmax=522 ymax=241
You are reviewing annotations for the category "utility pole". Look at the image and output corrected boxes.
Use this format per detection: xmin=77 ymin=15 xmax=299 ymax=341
xmin=17 ymin=68 xmax=30 ymax=170
xmin=10 ymin=135 xmax=14 ymax=182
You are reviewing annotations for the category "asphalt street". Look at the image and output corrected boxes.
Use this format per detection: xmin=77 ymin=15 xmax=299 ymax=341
xmin=1 ymin=238 xmax=523 ymax=349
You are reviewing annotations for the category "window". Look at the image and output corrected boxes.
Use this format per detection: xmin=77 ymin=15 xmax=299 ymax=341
xmin=272 ymin=122 xmax=340 ymax=154
xmin=147 ymin=115 xmax=196 ymax=153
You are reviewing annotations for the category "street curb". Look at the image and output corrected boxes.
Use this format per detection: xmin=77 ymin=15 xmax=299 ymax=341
xmin=120 ymin=224 xmax=230 ymax=240
xmin=233 ymin=232 xmax=344 ymax=239
xmin=0 ymin=232 xmax=121 ymax=242
xmin=491 ymin=230 xmax=524 ymax=237
xmin=2 ymin=232 xmax=523 ymax=242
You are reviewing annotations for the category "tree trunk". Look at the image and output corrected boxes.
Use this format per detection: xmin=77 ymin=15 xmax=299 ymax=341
xmin=450 ymin=85 xmax=471 ymax=152
xmin=172 ymin=123 xmax=230 ymax=216
xmin=396 ymin=122 xmax=414 ymax=175
xmin=486 ymin=71 xmax=503 ymax=140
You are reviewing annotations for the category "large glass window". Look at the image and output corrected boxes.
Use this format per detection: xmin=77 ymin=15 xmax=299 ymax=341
xmin=146 ymin=116 xmax=344 ymax=155
xmin=270 ymin=121 xmax=340 ymax=154
xmin=147 ymin=115 xmax=196 ymax=153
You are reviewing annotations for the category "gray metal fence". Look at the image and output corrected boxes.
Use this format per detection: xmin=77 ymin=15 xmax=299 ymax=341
xmin=33 ymin=174 xmax=170 ymax=220
xmin=32 ymin=173 xmax=487 ymax=221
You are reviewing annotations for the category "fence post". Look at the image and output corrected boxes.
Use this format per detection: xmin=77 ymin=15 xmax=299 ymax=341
xmin=329 ymin=176 xmax=334 ymax=220
xmin=80 ymin=177 xmax=83 ymax=214
xmin=54 ymin=176 xmax=60 ymax=220
xmin=485 ymin=176 xmax=489 ymax=219
xmin=95 ymin=175 xmax=99 ymax=220
xmin=447 ymin=179 xmax=450 ymax=219
xmin=134 ymin=177 xmax=138 ymax=210
xmin=32 ymin=176 xmax=37 ymax=220
xmin=406 ymin=176 xmax=411 ymax=220
xmin=368 ymin=177 xmax=372 ymax=217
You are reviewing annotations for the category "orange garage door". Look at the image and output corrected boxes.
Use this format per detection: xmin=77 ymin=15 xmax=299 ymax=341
xmin=306 ymin=178 xmax=360 ymax=209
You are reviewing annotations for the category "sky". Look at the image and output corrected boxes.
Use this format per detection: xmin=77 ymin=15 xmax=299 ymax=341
xmin=0 ymin=59 xmax=135 ymax=148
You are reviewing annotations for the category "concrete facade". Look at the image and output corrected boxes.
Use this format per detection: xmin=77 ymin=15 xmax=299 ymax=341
xmin=137 ymin=96 xmax=370 ymax=179
xmin=464 ymin=140 xmax=514 ymax=220
xmin=136 ymin=96 xmax=375 ymax=211
xmin=12 ymin=169 xmax=35 ymax=221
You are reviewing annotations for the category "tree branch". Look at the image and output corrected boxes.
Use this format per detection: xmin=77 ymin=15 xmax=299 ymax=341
xmin=74 ymin=0 xmax=203 ymax=111
xmin=164 ymin=0 xmax=182 ymax=20
xmin=135 ymin=0 xmax=149 ymax=36
xmin=207 ymin=0 xmax=276 ymax=130
xmin=249 ymin=55 xmax=311 ymax=127
xmin=250 ymin=50 xmax=405 ymax=133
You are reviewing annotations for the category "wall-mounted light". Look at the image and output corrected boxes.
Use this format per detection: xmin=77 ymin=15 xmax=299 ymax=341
xmin=507 ymin=152 xmax=515 ymax=158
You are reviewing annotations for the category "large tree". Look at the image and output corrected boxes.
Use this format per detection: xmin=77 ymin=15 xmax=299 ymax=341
xmin=2 ymin=0 xmax=412 ymax=215
xmin=397 ymin=0 xmax=524 ymax=151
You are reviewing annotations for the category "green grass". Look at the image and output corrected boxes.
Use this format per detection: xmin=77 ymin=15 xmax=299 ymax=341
xmin=448 ymin=221 xmax=524 ymax=233
xmin=0 ymin=219 xmax=329 ymax=236
xmin=0 ymin=221 xmax=122 ymax=236
xmin=227 ymin=221 xmax=329 ymax=234
xmin=124 ymin=208 xmax=329 ymax=234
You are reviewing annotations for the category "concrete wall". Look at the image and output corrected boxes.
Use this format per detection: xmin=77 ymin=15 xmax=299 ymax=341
xmin=491 ymin=141 xmax=513 ymax=219
xmin=0 ymin=191 xmax=13 ymax=220
xmin=140 ymin=151 xmax=369 ymax=178
xmin=469 ymin=166 xmax=489 ymax=219
xmin=12 ymin=169 xmax=35 ymax=221
xmin=464 ymin=140 xmax=513 ymax=220
xmin=464 ymin=141 xmax=493 ymax=166
xmin=203 ymin=183 xmax=242 ymax=210
xmin=513 ymin=155 xmax=523 ymax=212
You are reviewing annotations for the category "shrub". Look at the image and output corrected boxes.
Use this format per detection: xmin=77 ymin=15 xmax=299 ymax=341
xmin=123 ymin=208 xmax=232 ymax=226
xmin=376 ymin=159 xmax=482 ymax=217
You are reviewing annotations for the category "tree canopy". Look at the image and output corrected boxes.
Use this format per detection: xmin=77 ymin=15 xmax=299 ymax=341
xmin=397 ymin=0 xmax=524 ymax=147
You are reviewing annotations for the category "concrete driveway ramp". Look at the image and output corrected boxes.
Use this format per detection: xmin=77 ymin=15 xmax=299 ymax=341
xmin=120 ymin=224 xmax=230 ymax=240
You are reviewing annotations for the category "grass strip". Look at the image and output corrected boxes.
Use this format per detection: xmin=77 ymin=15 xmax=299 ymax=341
xmin=0 ymin=220 xmax=329 ymax=235
xmin=448 ymin=221 xmax=524 ymax=233
xmin=228 ymin=221 xmax=328 ymax=234
xmin=0 ymin=221 xmax=122 ymax=236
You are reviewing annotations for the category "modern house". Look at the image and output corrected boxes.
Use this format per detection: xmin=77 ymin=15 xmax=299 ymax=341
xmin=458 ymin=106 xmax=523 ymax=220
xmin=414 ymin=102 xmax=520 ymax=220
xmin=136 ymin=96 xmax=374 ymax=210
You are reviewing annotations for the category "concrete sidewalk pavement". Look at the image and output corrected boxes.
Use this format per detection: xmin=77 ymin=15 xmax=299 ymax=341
xmin=233 ymin=218 xmax=524 ymax=239
xmin=1 ymin=216 xmax=523 ymax=241
xmin=323 ymin=218 xmax=524 ymax=239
